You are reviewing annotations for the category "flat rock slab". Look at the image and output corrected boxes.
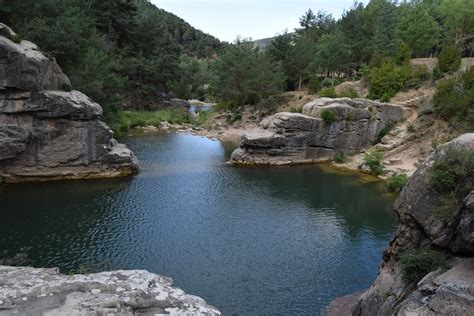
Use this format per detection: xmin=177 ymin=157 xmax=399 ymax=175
xmin=0 ymin=266 xmax=220 ymax=315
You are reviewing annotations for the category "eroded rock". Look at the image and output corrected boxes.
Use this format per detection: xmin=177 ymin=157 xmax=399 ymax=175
xmin=230 ymin=98 xmax=408 ymax=165
xmin=0 ymin=25 xmax=138 ymax=183
xmin=0 ymin=266 xmax=220 ymax=315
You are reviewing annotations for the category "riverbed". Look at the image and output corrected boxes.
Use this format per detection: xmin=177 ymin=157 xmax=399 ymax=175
xmin=0 ymin=131 xmax=396 ymax=315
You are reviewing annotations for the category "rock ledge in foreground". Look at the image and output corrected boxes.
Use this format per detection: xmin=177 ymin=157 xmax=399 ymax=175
xmin=0 ymin=265 xmax=220 ymax=315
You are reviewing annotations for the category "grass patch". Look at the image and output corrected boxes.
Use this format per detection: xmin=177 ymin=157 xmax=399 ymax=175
xmin=400 ymin=249 xmax=447 ymax=283
xmin=333 ymin=152 xmax=346 ymax=164
xmin=320 ymin=108 xmax=340 ymax=124
xmin=387 ymin=173 xmax=408 ymax=192
xmin=428 ymin=146 xmax=474 ymax=217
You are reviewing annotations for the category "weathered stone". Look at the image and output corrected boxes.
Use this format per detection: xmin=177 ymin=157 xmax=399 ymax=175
xmin=230 ymin=98 xmax=408 ymax=165
xmin=0 ymin=36 xmax=70 ymax=91
xmin=0 ymin=266 xmax=220 ymax=315
xmin=0 ymin=25 xmax=138 ymax=183
xmin=352 ymin=133 xmax=474 ymax=316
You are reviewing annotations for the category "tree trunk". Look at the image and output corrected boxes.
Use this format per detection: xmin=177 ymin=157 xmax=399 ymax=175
xmin=298 ymin=73 xmax=302 ymax=91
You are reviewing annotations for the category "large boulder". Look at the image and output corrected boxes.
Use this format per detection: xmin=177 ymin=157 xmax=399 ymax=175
xmin=0 ymin=25 xmax=138 ymax=183
xmin=353 ymin=133 xmax=474 ymax=315
xmin=230 ymin=98 xmax=408 ymax=165
xmin=0 ymin=266 xmax=220 ymax=315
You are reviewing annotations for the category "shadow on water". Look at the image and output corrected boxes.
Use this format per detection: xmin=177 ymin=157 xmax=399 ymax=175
xmin=0 ymin=131 xmax=397 ymax=315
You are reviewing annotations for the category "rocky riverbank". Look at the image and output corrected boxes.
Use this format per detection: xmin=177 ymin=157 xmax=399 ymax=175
xmin=229 ymin=97 xmax=409 ymax=165
xmin=0 ymin=266 xmax=220 ymax=315
xmin=0 ymin=24 xmax=138 ymax=183
xmin=326 ymin=133 xmax=474 ymax=315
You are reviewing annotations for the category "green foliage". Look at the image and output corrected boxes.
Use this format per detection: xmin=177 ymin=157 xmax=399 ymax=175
xmin=308 ymin=76 xmax=321 ymax=94
xmin=433 ymin=66 xmax=443 ymax=81
xmin=320 ymin=87 xmax=337 ymax=98
xmin=364 ymin=149 xmax=385 ymax=176
xmin=62 ymin=83 xmax=72 ymax=92
xmin=12 ymin=34 xmax=22 ymax=43
xmin=377 ymin=121 xmax=394 ymax=142
xmin=320 ymin=108 xmax=339 ymax=123
xmin=334 ymin=152 xmax=346 ymax=164
xmin=115 ymin=108 xmax=190 ymax=132
xmin=0 ymin=248 xmax=30 ymax=266
xmin=321 ymin=77 xmax=334 ymax=88
xmin=400 ymin=249 xmax=447 ymax=283
xmin=380 ymin=93 xmax=391 ymax=103
xmin=395 ymin=42 xmax=412 ymax=65
xmin=428 ymin=147 xmax=474 ymax=198
xmin=433 ymin=66 xmax=474 ymax=127
xmin=289 ymin=106 xmax=303 ymax=113
xmin=437 ymin=45 xmax=461 ymax=73
xmin=368 ymin=58 xmax=411 ymax=100
xmin=397 ymin=4 xmax=440 ymax=56
xmin=338 ymin=88 xmax=359 ymax=99
xmin=387 ymin=174 xmax=408 ymax=192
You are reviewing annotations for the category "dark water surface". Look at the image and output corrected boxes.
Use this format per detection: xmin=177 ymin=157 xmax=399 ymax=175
xmin=0 ymin=132 xmax=397 ymax=315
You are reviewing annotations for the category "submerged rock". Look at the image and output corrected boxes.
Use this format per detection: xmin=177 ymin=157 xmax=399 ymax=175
xmin=230 ymin=97 xmax=408 ymax=165
xmin=352 ymin=133 xmax=474 ymax=315
xmin=0 ymin=266 xmax=220 ymax=315
xmin=0 ymin=24 xmax=138 ymax=183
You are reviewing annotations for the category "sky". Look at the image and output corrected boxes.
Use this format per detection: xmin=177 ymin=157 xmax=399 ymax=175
xmin=152 ymin=0 xmax=367 ymax=42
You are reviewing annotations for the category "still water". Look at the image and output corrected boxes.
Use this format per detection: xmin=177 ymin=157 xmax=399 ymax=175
xmin=0 ymin=131 xmax=396 ymax=315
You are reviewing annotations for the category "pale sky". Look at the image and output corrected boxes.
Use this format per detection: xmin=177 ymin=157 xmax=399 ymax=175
xmin=151 ymin=0 xmax=368 ymax=42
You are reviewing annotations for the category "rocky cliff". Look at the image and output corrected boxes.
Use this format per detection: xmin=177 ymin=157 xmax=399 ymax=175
xmin=230 ymin=97 xmax=408 ymax=165
xmin=350 ymin=133 xmax=474 ymax=315
xmin=0 ymin=265 xmax=220 ymax=315
xmin=0 ymin=24 xmax=138 ymax=183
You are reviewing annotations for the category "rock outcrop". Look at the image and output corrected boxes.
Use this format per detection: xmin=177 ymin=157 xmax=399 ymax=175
xmin=0 ymin=24 xmax=138 ymax=183
xmin=230 ymin=98 xmax=408 ymax=165
xmin=351 ymin=133 xmax=474 ymax=315
xmin=0 ymin=265 xmax=220 ymax=315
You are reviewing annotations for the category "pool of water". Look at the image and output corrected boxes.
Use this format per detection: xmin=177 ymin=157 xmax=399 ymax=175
xmin=0 ymin=131 xmax=397 ymax=315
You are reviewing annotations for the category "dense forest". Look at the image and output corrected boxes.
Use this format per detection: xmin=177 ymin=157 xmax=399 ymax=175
xmin=1 ymin=0 xmax=473 ymax=129
xmin=0 ymin=0 xmax=222 ymax=126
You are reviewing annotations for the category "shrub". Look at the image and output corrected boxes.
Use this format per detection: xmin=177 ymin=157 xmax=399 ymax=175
xmin=407 ymin=123 xmax=415 ymax=133
xmin=321 ymin=77 xmax=334 ymax=88
xmin=433 ymin=66 xmax=474 ymax=126
xmin=334 ymin=152 xmax=346 ymax=164
xmin=406 ymin=64 xmax=431 ymax=90
xmin=12 ymin=34 xmax=23 ymax=43
xmin=380 ymin=93 xmax=391 ymax=103
xmin=400 ymin=249 xmax=446 ymax=283
xmin=396 ymin=42 xmax=412 ymax=65
xmin=428 ymin=147 xmax=474 ymax=197
xmin=308 ymin=76 xmax=321 ymax=94
xmin=357 ymin=64 xmax=370 ymax=81
xmin=388 ymin=174 xmax=408 ymax=192
xmin=320 ymin=87 xmax=337 ymax=98
xmin=368 ymin=59 xmax=411 ymax=100
xmin=376 ymin=121 xmax=394 ymax=143
xmin=320 ymin=108 xmax=340 ymax=124
xmin=338 ymin=88 xmax=359 ymax=99
xmin=432 ymin=66 xmax=443 ymax=81
xmin=289 ymin=106 xmax=303 ymax=113
xmin=364 ymin=149 xmax=385 ymax=176
xmin=62 ymin=83 xmax=72 ymax=92
xmin=437 ymin=45 xmax=461 ymax=73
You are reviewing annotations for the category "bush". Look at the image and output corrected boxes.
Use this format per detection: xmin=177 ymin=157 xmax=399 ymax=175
xmin=338 ymin=88 xmax=359 ymax=99
xmin=400 ymin=249 xmax=446 ymax=283
xmin=433 ymin=66 xmax=474 ymax=126
xmin=320 ymin=87 xmax=337 ymax=98
xmin=406 ymin=64 xmax=431 ymax=90
xmin=437 ymin=45 xmax=461 ymax=73
xmin=62 ymin=83 xmax=72 ymax=92
xmin=376 ymin=121 xmax=394 ymax=142
xmin=12 ymin=34 xmax=23 ymax=44
xmin=320 ymin=108 xmax=340 ymax=123
xmin=388 ymin=174 xmax=408 ymax=192
xmin=380 ymin=93 xmax=391 ymax=103
xmin=321 ymin=77 xmax=334 ymax=88
xmin=364 ymin=149 xmax=385 ymax=176
xmin=289 ymin=106 xmax=303 ymax=113
xmin=432 ymin=66 xmax=443 ymax=81
xmin=334 ymin=152 xmax=346 ymax=164
xmin=308 ymin=76 xmax=321 ymax=94
xmin=368 ymin=59 xmax=411 ymax=100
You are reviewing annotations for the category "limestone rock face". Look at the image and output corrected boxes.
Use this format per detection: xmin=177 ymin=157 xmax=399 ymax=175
xmin=230 ymin=98 xmax=408 ymax=165
xmin=0 ymin=266 xmax=220 ymax=315
xmin=353 ymin=133 xmax=474 ymax=316
xmin=0 ymin=24 xmax=138 ymax=183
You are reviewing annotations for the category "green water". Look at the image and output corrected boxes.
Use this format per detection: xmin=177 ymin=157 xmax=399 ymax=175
xmin=0 ymin=131 xmax=397 ymax=315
